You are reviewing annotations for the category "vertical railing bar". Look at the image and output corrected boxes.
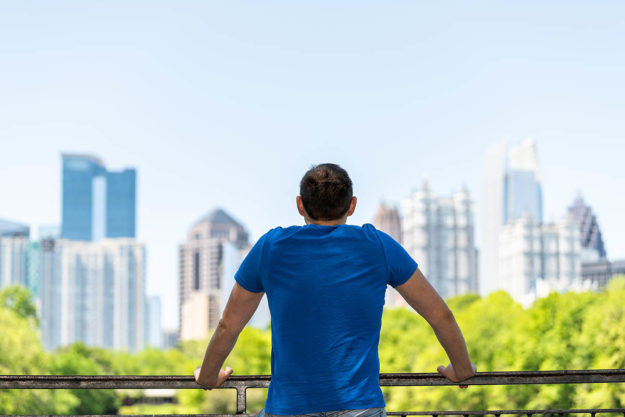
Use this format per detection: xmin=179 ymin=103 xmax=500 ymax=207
xmin=236 ymin=386 xmax=246 ymax=414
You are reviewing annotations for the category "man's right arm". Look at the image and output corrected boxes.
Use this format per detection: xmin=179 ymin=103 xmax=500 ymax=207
xmin=395 ymin=267 xmax=476 ymax=383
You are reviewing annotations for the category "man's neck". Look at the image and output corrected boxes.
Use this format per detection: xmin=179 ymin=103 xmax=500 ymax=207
xmin=305 ymin=217 xmax=347 ymax=226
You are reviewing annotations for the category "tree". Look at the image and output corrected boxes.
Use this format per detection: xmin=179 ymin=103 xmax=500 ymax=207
xmin=0 ymin=285 xmax=38 ymax=324
xmin=0 ymin=287 xmax=77 ymax=414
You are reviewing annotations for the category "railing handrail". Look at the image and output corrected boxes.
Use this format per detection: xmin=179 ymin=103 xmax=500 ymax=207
xmin=2 ymin=369 xmax=625 ymax=389
xmin=2 ymin=370 xmax=625 ymax=416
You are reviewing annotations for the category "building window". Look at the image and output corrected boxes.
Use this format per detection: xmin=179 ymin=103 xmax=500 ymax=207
xmin=194 ymin=252 xmax=200 ymax=290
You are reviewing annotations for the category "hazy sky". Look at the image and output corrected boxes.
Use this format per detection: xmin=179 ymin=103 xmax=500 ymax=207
xmin=1 ymin=1 xmax=624 ymax=328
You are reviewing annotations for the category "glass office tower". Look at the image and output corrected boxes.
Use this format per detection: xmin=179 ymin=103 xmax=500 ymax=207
xmin=61 ymin=154 xmax=136 ymax=241
xmin=106 ymin=170 xmax=136 ymax=238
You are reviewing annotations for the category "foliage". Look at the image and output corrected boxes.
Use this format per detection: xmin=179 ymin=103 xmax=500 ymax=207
xmin=0 ymin=297 xmax=76 ymax=414
xmin=51 ymin=343 xmax=121 ymax=414
xmin=0 ymin=284 xmax=38 ymax=325
xmin=2 ymin=279 xmax=625 ymax=414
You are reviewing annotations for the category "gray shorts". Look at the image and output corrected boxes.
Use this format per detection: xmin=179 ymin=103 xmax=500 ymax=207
xmin=257 ymin=407 xmax=386 ymax=417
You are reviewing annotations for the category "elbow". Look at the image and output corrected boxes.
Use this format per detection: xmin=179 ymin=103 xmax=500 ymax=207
xmin=429 ymin=305 xmax=455 ymax=328
xmin=217 ymin=317 xmax=243 ymax=336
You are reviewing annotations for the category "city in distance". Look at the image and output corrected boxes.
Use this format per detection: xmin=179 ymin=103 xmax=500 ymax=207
xmin=1 ymin=138 xmax=622 ymax=354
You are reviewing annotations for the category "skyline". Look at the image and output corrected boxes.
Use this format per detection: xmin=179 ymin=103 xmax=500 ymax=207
xmin=1 ymin=2 xmax=624 ymax=328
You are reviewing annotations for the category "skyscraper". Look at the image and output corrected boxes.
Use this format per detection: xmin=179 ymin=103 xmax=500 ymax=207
xmin=480 ymin=138 xmax=543 ymax=295
xmin=567 ymin=195 xmax=607 ymax=262
xmin=39 ymin=238 xmax=146 ymax=352
xmin=402 ymin=180 xmax=478 ymax=299
xmin=106 ymin=169 xmax=136 ymax=238
xmin=372 ymin=202 xmax=402 ymax=244
xmin=61 ymin=154 xmax=136 ymax=241
xmin=179 ymin=208 xmax=250 ymax=340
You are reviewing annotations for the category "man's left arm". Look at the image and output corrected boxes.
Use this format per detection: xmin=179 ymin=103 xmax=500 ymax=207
xmin=193 ymin=282 xmax=264 ymax=389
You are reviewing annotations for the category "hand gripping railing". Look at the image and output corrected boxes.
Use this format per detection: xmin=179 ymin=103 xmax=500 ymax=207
xmin=1 ymin=370 xmax=625 ymax=416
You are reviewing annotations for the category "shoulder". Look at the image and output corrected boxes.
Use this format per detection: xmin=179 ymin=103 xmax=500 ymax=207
xmin=360 ymin=223 xmax=386 ymax=241
xmin=256 ymin=227 xmax=285 ymax=245
xmin=361 ymin=223 xmax=402 ymax=249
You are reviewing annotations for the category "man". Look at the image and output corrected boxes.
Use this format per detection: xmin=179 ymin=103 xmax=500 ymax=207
xmin=194 ymin=163 xmax=476 ymax=416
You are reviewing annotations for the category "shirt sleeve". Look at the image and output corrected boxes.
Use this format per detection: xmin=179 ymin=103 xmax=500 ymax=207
xmin=376 ymin=229 xmax=418 ymax=288
xmin=234 ymin=232 xmax=269 ymax=293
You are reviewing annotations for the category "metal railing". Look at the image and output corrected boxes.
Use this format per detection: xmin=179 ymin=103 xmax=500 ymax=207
xmin=1 ymin=370 xmax=625 ymax=416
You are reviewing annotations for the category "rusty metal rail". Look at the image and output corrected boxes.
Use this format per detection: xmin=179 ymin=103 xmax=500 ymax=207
xmin=1 ymin=370 xmax=625 ymax=416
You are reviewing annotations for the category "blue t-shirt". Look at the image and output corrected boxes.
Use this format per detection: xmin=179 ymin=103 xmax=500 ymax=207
xmin=235 ymin=223 xmax=418 ymax=415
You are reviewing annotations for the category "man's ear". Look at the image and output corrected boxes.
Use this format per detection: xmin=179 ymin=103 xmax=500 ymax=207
xmin=296 ymin=196 xmax=307 ymax=217
xmin=347 ymin=196 xmax=357 ymax=217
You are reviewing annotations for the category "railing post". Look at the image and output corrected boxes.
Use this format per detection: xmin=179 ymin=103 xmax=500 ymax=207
xmin=236 ymin=386 xmax=247 ymax=414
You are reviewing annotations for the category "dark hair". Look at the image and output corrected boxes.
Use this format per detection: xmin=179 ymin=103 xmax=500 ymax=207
xmin=299 ymin=163 xmax=353 ymax=221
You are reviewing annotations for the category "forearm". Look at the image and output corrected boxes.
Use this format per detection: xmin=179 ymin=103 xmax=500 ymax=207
xmin=197 ymin=320 xmax=241 ymax=386
xmin=429 ymin=311 xmax=474 ymax=378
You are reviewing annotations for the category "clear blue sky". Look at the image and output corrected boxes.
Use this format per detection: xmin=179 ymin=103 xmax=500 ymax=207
xmin=1 ymin=1 xmax=624 ymax=328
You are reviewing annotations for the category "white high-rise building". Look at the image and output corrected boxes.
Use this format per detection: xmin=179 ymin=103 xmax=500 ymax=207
xmin=499 ymin=214 xmax=581 ymax=305
xmin=402 ymin=180 xmax=478 ymax=299
xmin=146 ymin=295 xmax=163 ymax=349
xmin=480 ymin=141 xmax=508 ymax=296
xmin=39 ymin=238 xmax=146 ymax=352
xmin=0 ymin=219 xmax=30 ymax=290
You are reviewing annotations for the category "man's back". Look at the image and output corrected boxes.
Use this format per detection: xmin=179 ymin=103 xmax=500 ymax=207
xmin=235 ymin=223 xmax=417 ymax=414
xmin=193 ymin=164 xmax=474 ymax=416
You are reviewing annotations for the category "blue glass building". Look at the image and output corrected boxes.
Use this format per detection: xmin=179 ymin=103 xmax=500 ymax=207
xmin=61 ymin=154 xmax=136 ymax=241
xmin=106 ymin=170 xmax=136 ymax=238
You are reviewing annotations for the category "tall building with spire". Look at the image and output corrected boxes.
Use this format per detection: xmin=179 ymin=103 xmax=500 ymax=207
xmin=568 ymin=195 xmax=607 ymax=262
xmin=402 ymin=180 xmax=478 ymax=299
xmin=178 ymin=208 xmax=250 ymax=340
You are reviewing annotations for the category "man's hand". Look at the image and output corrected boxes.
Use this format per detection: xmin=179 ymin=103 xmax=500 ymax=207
xmin=193 ymin=365 xmax=233 ymax=390
xmin=437 ymin=362 xmax=477 ymax=389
